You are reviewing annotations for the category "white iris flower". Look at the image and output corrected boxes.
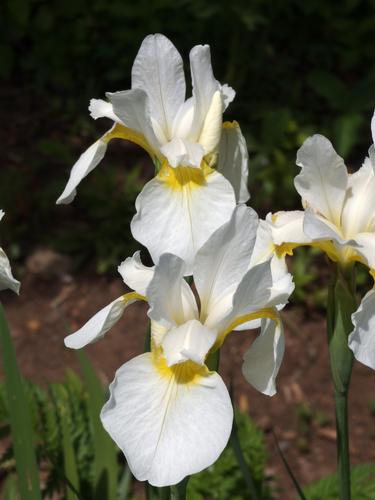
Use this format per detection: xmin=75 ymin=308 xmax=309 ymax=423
xmin=56 ymin=34 xmax=249 ymax=273
xmin=64 ymin=206 xmax=293 ymax=486
xmin=269 ymin=112 xmax=375 ymax=370
xmin=0 ymin=210 xmax=20 ymax=294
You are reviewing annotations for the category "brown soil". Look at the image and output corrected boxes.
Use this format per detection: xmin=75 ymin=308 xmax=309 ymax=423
xmin=1 ymin=270 xmax=375 ymax=499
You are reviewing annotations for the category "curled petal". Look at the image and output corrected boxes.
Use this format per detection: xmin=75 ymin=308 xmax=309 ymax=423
xmin=100 ymin=353 xmax=233 ymax=487
xmin=242 ymin=316 xmax=284 ymax=396
xmin=349 ymin=289 xmax=375 ymax=370
xmin=160 ymin=137 xmax=204 ymax=168
xmin=64 ymin=292 xmax=145 ymax=349
xmin=118 ymin=251 xmax=154 ymax=296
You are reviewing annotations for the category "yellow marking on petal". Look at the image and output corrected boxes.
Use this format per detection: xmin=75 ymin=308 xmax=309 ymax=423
xmin=222 ymin=120 xmax=239 ymax=129
xmin=157 ymin=160 xmax=213 ymax=191
xmin=274 ymin=242 xmax=299 ymax=257
xmin=121 ymin=291 xmax=147 ymax=304
xmin=370 ymin=269 xmax=375 ymax=281
xmin=103 ymin=123 xmax=157 ymax=160
xmin=213 ymin=307 xmax=279 ymax=351
xmin=152 ymin=346 xmax=210 ymax=385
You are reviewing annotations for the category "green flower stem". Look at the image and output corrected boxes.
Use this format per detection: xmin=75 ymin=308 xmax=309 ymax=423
xmin=327 ymin=264 xmax=357 ymax=500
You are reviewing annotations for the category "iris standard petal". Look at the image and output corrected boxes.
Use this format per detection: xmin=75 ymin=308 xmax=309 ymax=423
xmin=100 ymin=353 xmax=233 ymax=487
xmin=295 ymin=134 xmax=348 ymax=227
xmin=242 ymin=316 xmax=284 ymax=396
xmin=131 ymin=34 xmax=186 ymax=140
xmin=217 ymin=121 xmax=250 ymax=203
xmin=64 ymin=293 xmax=145 ymax=349
xmin=349 ymin=289 xmax=375 ymax=370
xmin=194 ymin=205 xmax=258 ymax=320
xmin=146 ymin=253 xmax=198 ymax=329
xmin=131 ymin=168 xmax=236 ymax=275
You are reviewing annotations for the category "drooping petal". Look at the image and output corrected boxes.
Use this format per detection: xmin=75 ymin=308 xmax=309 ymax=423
xmin=349 ymin=289 xmax=375 ymax=370
xmin=242 ymin=316 xmax=284 ymax=396
xmin=106 ymin=89 xmax=160 ymax=154
xmin=131 ymin=168 xmax=236 ymax=275
xmin=303 ymin=210 xmax=354 ymax=246
xmin=189 ymin=45 xmax=220 ymax=142
xmin=0 ymin=248 xmax=20 ymax=294
xmin=341 ymin=157 xmax=375 ymax=237
xmin=351 ymin=232 xmax=375 ymax=269
xmin=56 ymin=133 xmax=110 ymax=205
xmin=118 ymin=251 xmax=154 ymax=296
xmin=131 ymin=34 xmax=186 ymax=140
xmin=100 ymin=353 xmax=233 ymax=487
xmin=295 ymin=134 xmax=348 ymax=227
xmin=194 ymin=205 xmax=258 ymax=322
xmin=146 ymin=254 xmax=198 ymax=330
xmin=161 ymin=319 xmax=217 ymax=366
xmin=217 ymin=122 xmax=250 ymax=203
xmin=64 ymin=293 xmax=145 ymax=349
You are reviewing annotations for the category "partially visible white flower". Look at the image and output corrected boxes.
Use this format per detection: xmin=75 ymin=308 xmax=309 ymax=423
xmin=64 ymin=206 xmax=293 ymax=486
xmin=0 ymin=210 xmax=20 ymax=294
xmin=269 ymin=111 xmax=375 ymax=370
xmin=56 ymin=34 xmax=250 ymax=273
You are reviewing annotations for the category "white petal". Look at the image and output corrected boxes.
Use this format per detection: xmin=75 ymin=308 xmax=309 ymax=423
xmin=217 ymin=122 xmax=250 ymax=203
xmin=242 ymin=316 xmax=284 ymax=396
xmin=194 ymin=205 xmax=258 ymax=321
xmin=172 ymin=98 xmax=194 ymax=139
xmin=198 ymin=91 xmax=223 ymax=155
xmin=131 ymin=34 xmax=186 ymax=139
xmin=106 ymin=89 xmax=160 ymax=152
xmin=131 ymin=169 xmax=236 ymax=274
xmin=349 ymin=289 xmax=375 ymax=370
xmin=56 ymin=135 xmax=109 ymax=205
xmin=160 ymin=137 xmax=204 ymax=168
xmin=118 ymin=251 xmax=154 ymax=296
xmin=304 ymin=210 xmax=354 ymax=245
xmin=220 ymin=84 xmax=235 ymax=111
xmin=269 ymin=210 xmax=310 ymax=246
xmin=0 ymin=210 xmax=5 ymax=221
xmin=352 ymin=232 xmax=375 ymax=269
xmin=162 ymin=319 xmax=217 ymax=366
xmin=189 ymin=45 xmax=220 ymax=141
xmin=341 ymin=157 xmax=375 ymax=237
xmin=372 ymin=109 xmax=375 ymax=144
xmin=64 ymin=295 xmax=138 ymax=349
xmin=89 ymin=98 xmax=120 ymax=122
xmin=146 ymin=254 xmax=198 ymax=330
xmin=295 ymin=134 xmax=348 ymax=227
xmin=100 ymin=353 xmax=233 ymax=486
xmin=0 ymin=248 xmax=20 ymax=294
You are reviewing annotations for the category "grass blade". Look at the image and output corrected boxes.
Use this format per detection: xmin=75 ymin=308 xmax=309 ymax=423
xmin=272 ymin=430 xmax=306 ymax=500
xmin=76 ymin=350 xmax=118 ymax=500
xmin=0 ymin=303 xmax=41 ymax=500
xmin=61 ymin=406 xmax=80 ymax=500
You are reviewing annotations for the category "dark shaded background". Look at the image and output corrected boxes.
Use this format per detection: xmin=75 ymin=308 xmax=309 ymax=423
xmin=1 ymin=0 xmax=375 ymax=274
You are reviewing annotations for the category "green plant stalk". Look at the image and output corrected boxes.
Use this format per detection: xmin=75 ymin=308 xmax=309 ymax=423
xmin=0 ymin=303 xmax=42 ymax=500
xmin=327 ymin=264 xmax=357 ymax=500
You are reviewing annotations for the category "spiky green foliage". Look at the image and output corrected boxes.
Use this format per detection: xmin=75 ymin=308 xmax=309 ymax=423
xmin=187 ymin=410 xmax=270 ymax=499
xmin=304 ymin=464 xmax=375 ymax=500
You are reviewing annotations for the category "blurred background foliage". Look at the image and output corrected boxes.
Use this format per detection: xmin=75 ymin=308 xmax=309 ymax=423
xmin=1 ymin=0 xmax=375 ymax=275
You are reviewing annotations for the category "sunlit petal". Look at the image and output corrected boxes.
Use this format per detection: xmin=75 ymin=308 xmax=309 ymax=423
xmin=349 ymin=289 xmax=375 ymax=370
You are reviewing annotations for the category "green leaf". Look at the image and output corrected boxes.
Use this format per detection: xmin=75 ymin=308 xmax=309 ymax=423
xmin=2 ymin=474 xmax=18 ymax=500
xmin=0 ymin=303 xmax=42 ymax=500
xmin=61 ymin=406 xmax=80 ymax=500
xmin=76 ymin=350 xmax=118 ymax=500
